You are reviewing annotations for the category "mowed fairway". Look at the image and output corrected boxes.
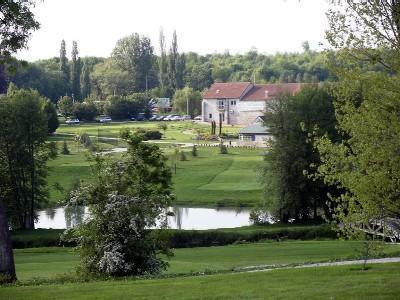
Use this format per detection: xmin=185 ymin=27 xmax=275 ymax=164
xmin=172 ymin=148 xmax=263 ymax=207
xmin=2 ymin=263 xmax=400 ymax=299
xmin=12 ymin=241 xmax=400 ymax=281
xmin=46 ymin=138 xmax=263 ymax=207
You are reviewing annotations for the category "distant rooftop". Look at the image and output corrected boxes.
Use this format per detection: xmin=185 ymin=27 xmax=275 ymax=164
xmin=204 ymin=82 xmax=315 ymax=101
xmin=239 ymin=123 xmax=269 ymax=135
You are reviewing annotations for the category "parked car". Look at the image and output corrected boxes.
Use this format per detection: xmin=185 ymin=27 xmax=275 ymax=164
xmin=171 ymin=115 xmax=183 ymax=121
xmin=149 ymin=115 xmax=158 ymax=121
xmin=156 ymin=115 xmax=166 ymax=121
xmin=183 ymin=115 xmax=192 ymax=120
xmin=163 ymin=114 xmax=174 ymax=121
xmin=130 ymin=116 xmax=136 ymax=121
xmin=136 ymin=113 xmax=147 ymax=121
xmin=194 ymin=115 xmax=202 ymax=121
xmin=99 ymin=116 xmax=112 ymax=123
xmin=65 ymin=118 xmax=80 ymax=125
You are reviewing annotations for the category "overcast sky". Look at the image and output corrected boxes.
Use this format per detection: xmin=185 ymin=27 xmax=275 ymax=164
xmin=16 ymin=0 xmax=330 ymax=61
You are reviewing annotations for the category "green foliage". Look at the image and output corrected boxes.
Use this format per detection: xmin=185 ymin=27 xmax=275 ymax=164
xmin=172 ymin=87 xmax=202 ymax=117
xmin=57 ymin=96 xmax=74 ymax=117
xmin=44 ymin=100 xmax=59 ymax=133
xmin=314 ymin=1 xmax=400 ymax=239
xmin=262 ymin=88 xmax=339 ymax=223
xmin=72 ymin=100 xmax=98 ymax=121
xmin=157 ymin=122 xmax=168 ymax=132
xmin=0 ymin=0 xmax=39 ymax=57
xmin=65 ymin=132 xmax=173 ymax=277
xmin=191 ymin=145 xmax=197 ymax=157
xmin=219 ymin=141 xmax=228 ymax=154
xmin=104 ymin=94 xmax=149 ymax=120
xmin=112 ymin=33 xmax=157 ymax=92
xmin=0 ymin=88 xmax=54 ymax=229
xmin=61 ymin=140 xmax=70 ymax=155
xmin=179 ymin=150 xmax=187 ymax=161
xmin=70 ymin=41 xmax=81 ymax=101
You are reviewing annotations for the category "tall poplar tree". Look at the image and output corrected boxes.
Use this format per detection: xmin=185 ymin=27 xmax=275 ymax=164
xmin=59 ymin=39 xmax=69 ymax=83
xmin=168 ymin=30 xmax=178 ymax=91
xmin=158 ymin=29 xmax=168 ymax=93
xmin=71 ymin=41 xmax=81 ymax=101
xmin=81 ymin=62 xmax=91 ymax=99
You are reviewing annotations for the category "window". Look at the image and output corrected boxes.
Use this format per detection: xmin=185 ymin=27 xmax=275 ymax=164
xmin=209 ymin=113 xmax=212 ymax=119
xmin=230 ymin=100 xmax=236 ymax=105
xmin=217 ymin=100 xmax=225 ymax=110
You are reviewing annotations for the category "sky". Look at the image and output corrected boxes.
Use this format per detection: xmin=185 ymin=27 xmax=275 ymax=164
xmin=16 ymin=0 xmax=330 ymax=61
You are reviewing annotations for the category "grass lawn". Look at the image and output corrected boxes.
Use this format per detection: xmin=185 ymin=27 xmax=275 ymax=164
xmin=56 ymin=121 xmax=218 ymax=142
xmin=12 ymin=241 xmax=400 ymax=281
xmin=172 ymin=147 xmax=263 ymax=207
xmin=2 ymin=263 xmax=400 ymax=299
xmin=46 ymin=141 xmax=264 ymax=207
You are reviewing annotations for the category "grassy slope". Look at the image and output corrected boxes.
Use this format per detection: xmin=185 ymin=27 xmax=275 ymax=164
xmin=47 ymin=140 xmax=263 ymax=207
xmin=2 ymin=263 xmax=400 ymax=299
xmin=172 ymin=148 xmax=263 ymax=207
xmin=12 ymin=241 xmax=400 ymax=281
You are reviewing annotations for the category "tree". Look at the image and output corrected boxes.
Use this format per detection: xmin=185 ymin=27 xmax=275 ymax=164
xmin=44 ymin=99 xmax=59 ymax=133
xmin=188 ymin=63 xmax=213 ymax=91
xmin=61 ymin=140 xmax=70 ymax=155
xmin=261 ymin=88 xmax=339 ymax=223
xmin=168 ymin=30 xmax=179 ymax=91
xmin=111 ymin=33 xmax=156 ymax=92
xmin=71 ymin=41 xmax=81 ymax=101
xmin=0 ymin=0 xmax=40 ymax=283
xmin=73 ymin=100 xmax=98 ymax=121
xmin=158 ymin=28 xmax=169 ymax=94
xmin=172 ymin=87 xmax=202 ymax=117
xmin=91 ymin=59 xmax=134 ymax=99
xmin=59 ymin=39 xmax=69 ymax=84
xmin=65 ymin=132 xmax=173 ymax=277
xmin=80 ymin=62 xmax=91 ymax=99
xmin=0 ymin=0 xmax=39 ymax=58
xmin=314 ymin=1 xmax=400 ymax=238
xmin=57 ymin=95 xmax=74 ymax=117
xmin=0 ymin=88 xmax=53 ymax=231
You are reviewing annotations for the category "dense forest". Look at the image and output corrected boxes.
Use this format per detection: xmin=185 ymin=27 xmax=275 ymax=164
xmin=0 ymin=32 xmax=330 ymax=106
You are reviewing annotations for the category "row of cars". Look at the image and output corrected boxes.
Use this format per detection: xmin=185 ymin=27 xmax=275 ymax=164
xmin=65 ymin=114 xmax=202 ymax=125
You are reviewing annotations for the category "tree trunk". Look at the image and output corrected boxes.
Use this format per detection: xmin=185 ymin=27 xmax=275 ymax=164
xmin=0 ymin=199 xmax=16 ymax=283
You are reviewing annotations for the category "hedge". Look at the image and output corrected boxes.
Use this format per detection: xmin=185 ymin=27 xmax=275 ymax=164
xmin=11 ymin=224 xmax=335 ymax=249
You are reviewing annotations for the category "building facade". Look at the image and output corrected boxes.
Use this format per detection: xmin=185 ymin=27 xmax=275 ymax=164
xmin=202 ymin=82 xmax=308 ymax=125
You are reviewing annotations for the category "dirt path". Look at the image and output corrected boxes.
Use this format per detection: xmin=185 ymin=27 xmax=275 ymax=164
xmin=235 ymin=257 xmax=400 ymax=273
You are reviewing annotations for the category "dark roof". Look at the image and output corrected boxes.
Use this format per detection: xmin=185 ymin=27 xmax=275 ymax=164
xmin=239 ymin=124 xmax=269 ymax=135
xmin=242 ymin=83 xmax=305 ymax=101
xmin=203 ymin=82 xmax=252 ymax=99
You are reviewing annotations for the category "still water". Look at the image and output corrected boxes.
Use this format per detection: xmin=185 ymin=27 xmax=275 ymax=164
xmin=35 ymin=206 xmax=252 ymax=230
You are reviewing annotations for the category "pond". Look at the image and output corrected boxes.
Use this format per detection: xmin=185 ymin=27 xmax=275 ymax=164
xmin=35 ymin=206 xmax=253 ymax=230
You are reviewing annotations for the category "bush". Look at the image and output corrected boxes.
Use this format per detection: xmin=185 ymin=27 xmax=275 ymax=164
xmin=191 ymin=145 xmax=198 ymax=157
xmin=61 ymin=140 xmax=70 ymax=155
xmin=219 ymin=142 xmax=228 ymax=154
xmin=179 ymin=151 xmax=187 ymax=161
xmin=11 ymin=224 xmax=336 ymax=249
xmin=145 ymin=130 xmax=162 ymax=140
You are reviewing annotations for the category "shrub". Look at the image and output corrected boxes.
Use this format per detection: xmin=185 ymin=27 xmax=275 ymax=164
xmin=179 ymin=151 xmax=187 ymax=161
xmin=61 ymin=140 xmax=70 ymax=155
xmin=11 ymin=225 xmax=336 ymax=249
xmin=191 ymin=145 xmax=198 ymax=157
xmin=219 ymin=141 xmax=228 ymax=154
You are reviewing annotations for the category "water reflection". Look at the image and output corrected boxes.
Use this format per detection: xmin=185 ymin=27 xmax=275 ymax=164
xmin=36 ymin=206 xmax=252 ymax=230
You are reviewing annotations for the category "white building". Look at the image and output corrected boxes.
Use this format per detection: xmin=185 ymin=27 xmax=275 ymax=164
xmin=202 ymin=82 xmax=307 ymax=125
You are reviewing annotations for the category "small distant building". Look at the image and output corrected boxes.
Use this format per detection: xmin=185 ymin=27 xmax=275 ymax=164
xmin=202 ymin=82 xmax=310 ymax=125
xmin=238 ymin=123 xmax=271 ymax=147
xmin=154 ymin=98 xmax=171 ymax=112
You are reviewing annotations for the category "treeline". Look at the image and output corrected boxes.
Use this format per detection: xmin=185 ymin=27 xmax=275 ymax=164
xmin=0 ymin=33 xmax=330 ymax=105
